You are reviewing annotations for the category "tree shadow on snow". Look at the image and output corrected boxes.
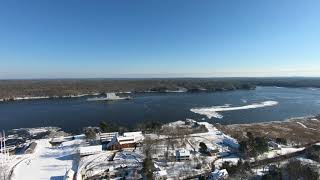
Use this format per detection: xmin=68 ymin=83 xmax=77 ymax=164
xmin=50 ymin=176 xmax=64 ymax=180
xmin=57 ymin=153 xmax=76 ymax=161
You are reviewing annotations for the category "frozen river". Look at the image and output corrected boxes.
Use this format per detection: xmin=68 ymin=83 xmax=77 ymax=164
xmin=1 ymin=86 xmax=320 ymax=133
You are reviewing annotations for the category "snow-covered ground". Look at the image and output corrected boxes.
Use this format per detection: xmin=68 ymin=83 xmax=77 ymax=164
xmin=257 ymin=147 xmax=305 ymax=160
xmin=77 ymin=150 xmax=143 ymax=179
xmin=11 ymin=138 xmax=84 ymax=180
xmin=151 ymin=120 xmax=240 ymax=179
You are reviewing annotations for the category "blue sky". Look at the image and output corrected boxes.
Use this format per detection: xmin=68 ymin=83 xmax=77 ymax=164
xmin=0 ymin=0 xmax=320 ymax=78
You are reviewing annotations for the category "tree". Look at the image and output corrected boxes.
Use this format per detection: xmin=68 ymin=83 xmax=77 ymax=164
xmin=142 ymin=137 xmax=155 ymax=179
xmin=199 ymin=142 xmax=208 ymax=154
xmin=284 ymin=160 xmax=319 ymax=180
xmin=84 ymin=128 xmax=97 ymax=140
xmin=239 ymin=133 xmax=268 ymax=157
xmin=261 ymin=165 xmax=282 ymax=180
xmin=275 ymin=137 xmax=287 ymax=145
xmin=99 ymin=121 xmax=119 ymax=133
xmin=99 ymin=121 xmax=109 ymax=132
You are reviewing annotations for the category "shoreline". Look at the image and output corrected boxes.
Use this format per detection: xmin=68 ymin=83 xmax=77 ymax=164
xmin=1 ymin=85 xmax=319 ymax=103
xmin=0 ymin=88 xmax=252 ymax=103
xmin=216 ymin=115 xmax=320 ymax=145
xmin=5 ymin=114 xmax=319 ymax=136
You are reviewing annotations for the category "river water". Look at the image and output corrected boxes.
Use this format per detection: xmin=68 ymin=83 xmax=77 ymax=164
xmin=1 ymin=86 xmax=320 ymax=133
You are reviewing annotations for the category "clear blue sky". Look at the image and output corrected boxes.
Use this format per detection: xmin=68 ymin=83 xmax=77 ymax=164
xmin=1 ymin=0 xmax=320 ymax=78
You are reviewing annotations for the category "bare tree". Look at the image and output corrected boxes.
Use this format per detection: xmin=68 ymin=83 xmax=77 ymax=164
xmin=142 ymin=137 xmax=155 ymax=179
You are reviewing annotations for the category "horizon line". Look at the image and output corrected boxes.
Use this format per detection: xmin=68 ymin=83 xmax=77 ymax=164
xmin=1 ymin=76 xmax=320 ymax=81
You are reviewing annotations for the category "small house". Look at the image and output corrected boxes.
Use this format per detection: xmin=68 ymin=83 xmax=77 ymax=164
xmin=175 ymin=149 xmax=190 ymax=161
xmin=25 ymin=142 xmax=37 ymax=154
xmin=107 ymin=131 xmax=143 ymax=150
xmin=99 ymin=132 xmax=118 ymax=143
xmin=49 ymin=137 xmax=65 ymax=146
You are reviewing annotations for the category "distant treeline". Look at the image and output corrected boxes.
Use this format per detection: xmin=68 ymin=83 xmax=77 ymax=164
xmin=237 ymin=77 xmax=320 ymax=88
xmin=0 ymin=78 xmax=254 ymax=99
xmin=0 ymin=77 xmax=319 ymax=99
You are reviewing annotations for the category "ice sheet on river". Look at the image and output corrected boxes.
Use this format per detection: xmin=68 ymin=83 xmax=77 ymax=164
xmin=190 ymin=101 xmax=279 ymax=119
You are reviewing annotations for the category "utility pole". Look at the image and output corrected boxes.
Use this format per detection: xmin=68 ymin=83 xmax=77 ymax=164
xmin=0 ymin=130 xmax=9 ymax=180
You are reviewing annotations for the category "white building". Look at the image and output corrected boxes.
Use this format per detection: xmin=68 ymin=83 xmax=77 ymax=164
xmin=175 ymin=149 xmax=191 ymax=161
xmin=123 ymin=131 xmax=144 ymax=142
xmin=99 ymin=132 xmax=118 ymax=142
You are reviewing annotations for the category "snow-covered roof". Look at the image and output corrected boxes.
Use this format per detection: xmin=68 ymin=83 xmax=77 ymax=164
xmin=176 ymin=149 xmax=191 ymax=157
xmin=99 ymin=132 xmax=118 ymax=141
xmin=153 ymin=170 xmax=167 ymax=177
xmin=50 ymin=137 xmax=65 ymax=143
xmin=123 ymin=131 xmax=142 ymax=137
xmin=118 ymin=136 xmax=136 ymax=145
xmin=78 ymin=145 xmax=102 ymax=155
xmin=28 ymin=128 xmax=48 ymax=135
xmin=208 ymin=169 xmax=228 ymax=180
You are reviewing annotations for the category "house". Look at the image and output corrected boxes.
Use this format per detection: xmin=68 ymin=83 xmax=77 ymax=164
xmin=49 ymin=137 xmax=65 ymax=146
xmin=123 ymin=131 xmax=144 ymax=142
xmin=107 ymin=131 xmax=143 ymax=150
xmin=207 ymin=169 xmax=228 ymax=180
xmin=108 ymin=136 xmax=136 ymax=150
xmin=99 ymin=132 xmax=118 ymax=143
xmin=78 ymin=145 xmax=102 ymax=156
xmin=25 ymin=142 xmax=37 ymax=154
xmin=153 ymin=170 xmax=168 ymax=180
xmin=175 ymin=149 xmax=190 ymax=161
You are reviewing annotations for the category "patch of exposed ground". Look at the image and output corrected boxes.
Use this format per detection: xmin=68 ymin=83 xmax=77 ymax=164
xmin=216 ymin=116 xmax=320 ymax=145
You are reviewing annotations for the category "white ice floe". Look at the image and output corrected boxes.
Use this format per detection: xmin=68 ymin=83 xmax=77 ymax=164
xmin=241 ymin=99 xmax=247 ymax=103
xmin=190 ymin=101 xmax=279 ymax=119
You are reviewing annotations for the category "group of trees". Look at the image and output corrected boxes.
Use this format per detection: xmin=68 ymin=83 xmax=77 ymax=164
xmin=3 ymin=77 xmax=320 ymax=99
xmin=142 ymin=137 xmax=155 ymax=179
xmin=262 ymin=160 xmax=319 ymax=180
xmin=239 ymin=132 xmax=269 ymax=157
xmin=0 ymin=78 xmax=257 ymax=99
xmin=136 ymin=121 xmax=163 ymax=133
xmin=221 ymin=160 xmax=252 ymax=178
xmin=99 ymin=121 xmax=121 ymax=133
xmin=84 ymin=121 xmax=122 ymax=140
xmin=83 ymin=127 xmax=99 ymax=140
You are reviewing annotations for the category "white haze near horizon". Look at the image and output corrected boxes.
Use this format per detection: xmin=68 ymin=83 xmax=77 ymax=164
xmin=1 ymin=67 xmax=320 ymax=79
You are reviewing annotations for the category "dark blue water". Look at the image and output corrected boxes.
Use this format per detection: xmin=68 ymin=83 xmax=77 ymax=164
xmin=1 ymin=86 xmax=320 ymax=133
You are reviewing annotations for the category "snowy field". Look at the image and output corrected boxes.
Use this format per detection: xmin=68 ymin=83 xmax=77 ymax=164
xmin=11 ymin=137 xmax=84 ymax=180
xmin=77 ymin=150 xmax=143 ymax=179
